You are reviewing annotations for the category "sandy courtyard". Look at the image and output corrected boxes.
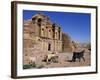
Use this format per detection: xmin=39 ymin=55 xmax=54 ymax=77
xmin=23 ymin=49 xmax=91 ymax=69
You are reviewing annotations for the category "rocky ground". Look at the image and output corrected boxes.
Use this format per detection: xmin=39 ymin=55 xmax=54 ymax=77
xmin=23 ymin=49 xmax=91 ymax=69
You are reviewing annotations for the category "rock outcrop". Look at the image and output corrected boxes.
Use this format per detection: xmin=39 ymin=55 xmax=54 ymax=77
xmin=62 ymin=33 xmax=76 ymax=52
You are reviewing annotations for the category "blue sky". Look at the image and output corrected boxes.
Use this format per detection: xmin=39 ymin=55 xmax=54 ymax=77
xmin=23 ymin=10 xmax=91 ymax=43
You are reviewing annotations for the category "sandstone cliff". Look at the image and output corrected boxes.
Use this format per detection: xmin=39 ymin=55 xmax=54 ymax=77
xmin=62 ymin=33 xmax=76 ymax=52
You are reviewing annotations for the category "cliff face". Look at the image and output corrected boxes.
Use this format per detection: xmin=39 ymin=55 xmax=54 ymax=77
xmin=62 ymin=33 xmax=76 ymax=52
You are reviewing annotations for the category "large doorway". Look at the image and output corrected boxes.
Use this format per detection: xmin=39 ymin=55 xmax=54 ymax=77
xmin=48 ymin=43 xmax=51 ymax=51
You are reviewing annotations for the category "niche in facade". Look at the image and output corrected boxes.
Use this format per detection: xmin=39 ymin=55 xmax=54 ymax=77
xmin=37 ymin=18 xmax=42 ymax=27
xmin=32 ymin=17 xmax=36 ymax=24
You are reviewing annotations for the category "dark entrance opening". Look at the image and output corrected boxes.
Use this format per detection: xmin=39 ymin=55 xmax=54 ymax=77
xmin=48 ymin=43 xmax=51 ymax=51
